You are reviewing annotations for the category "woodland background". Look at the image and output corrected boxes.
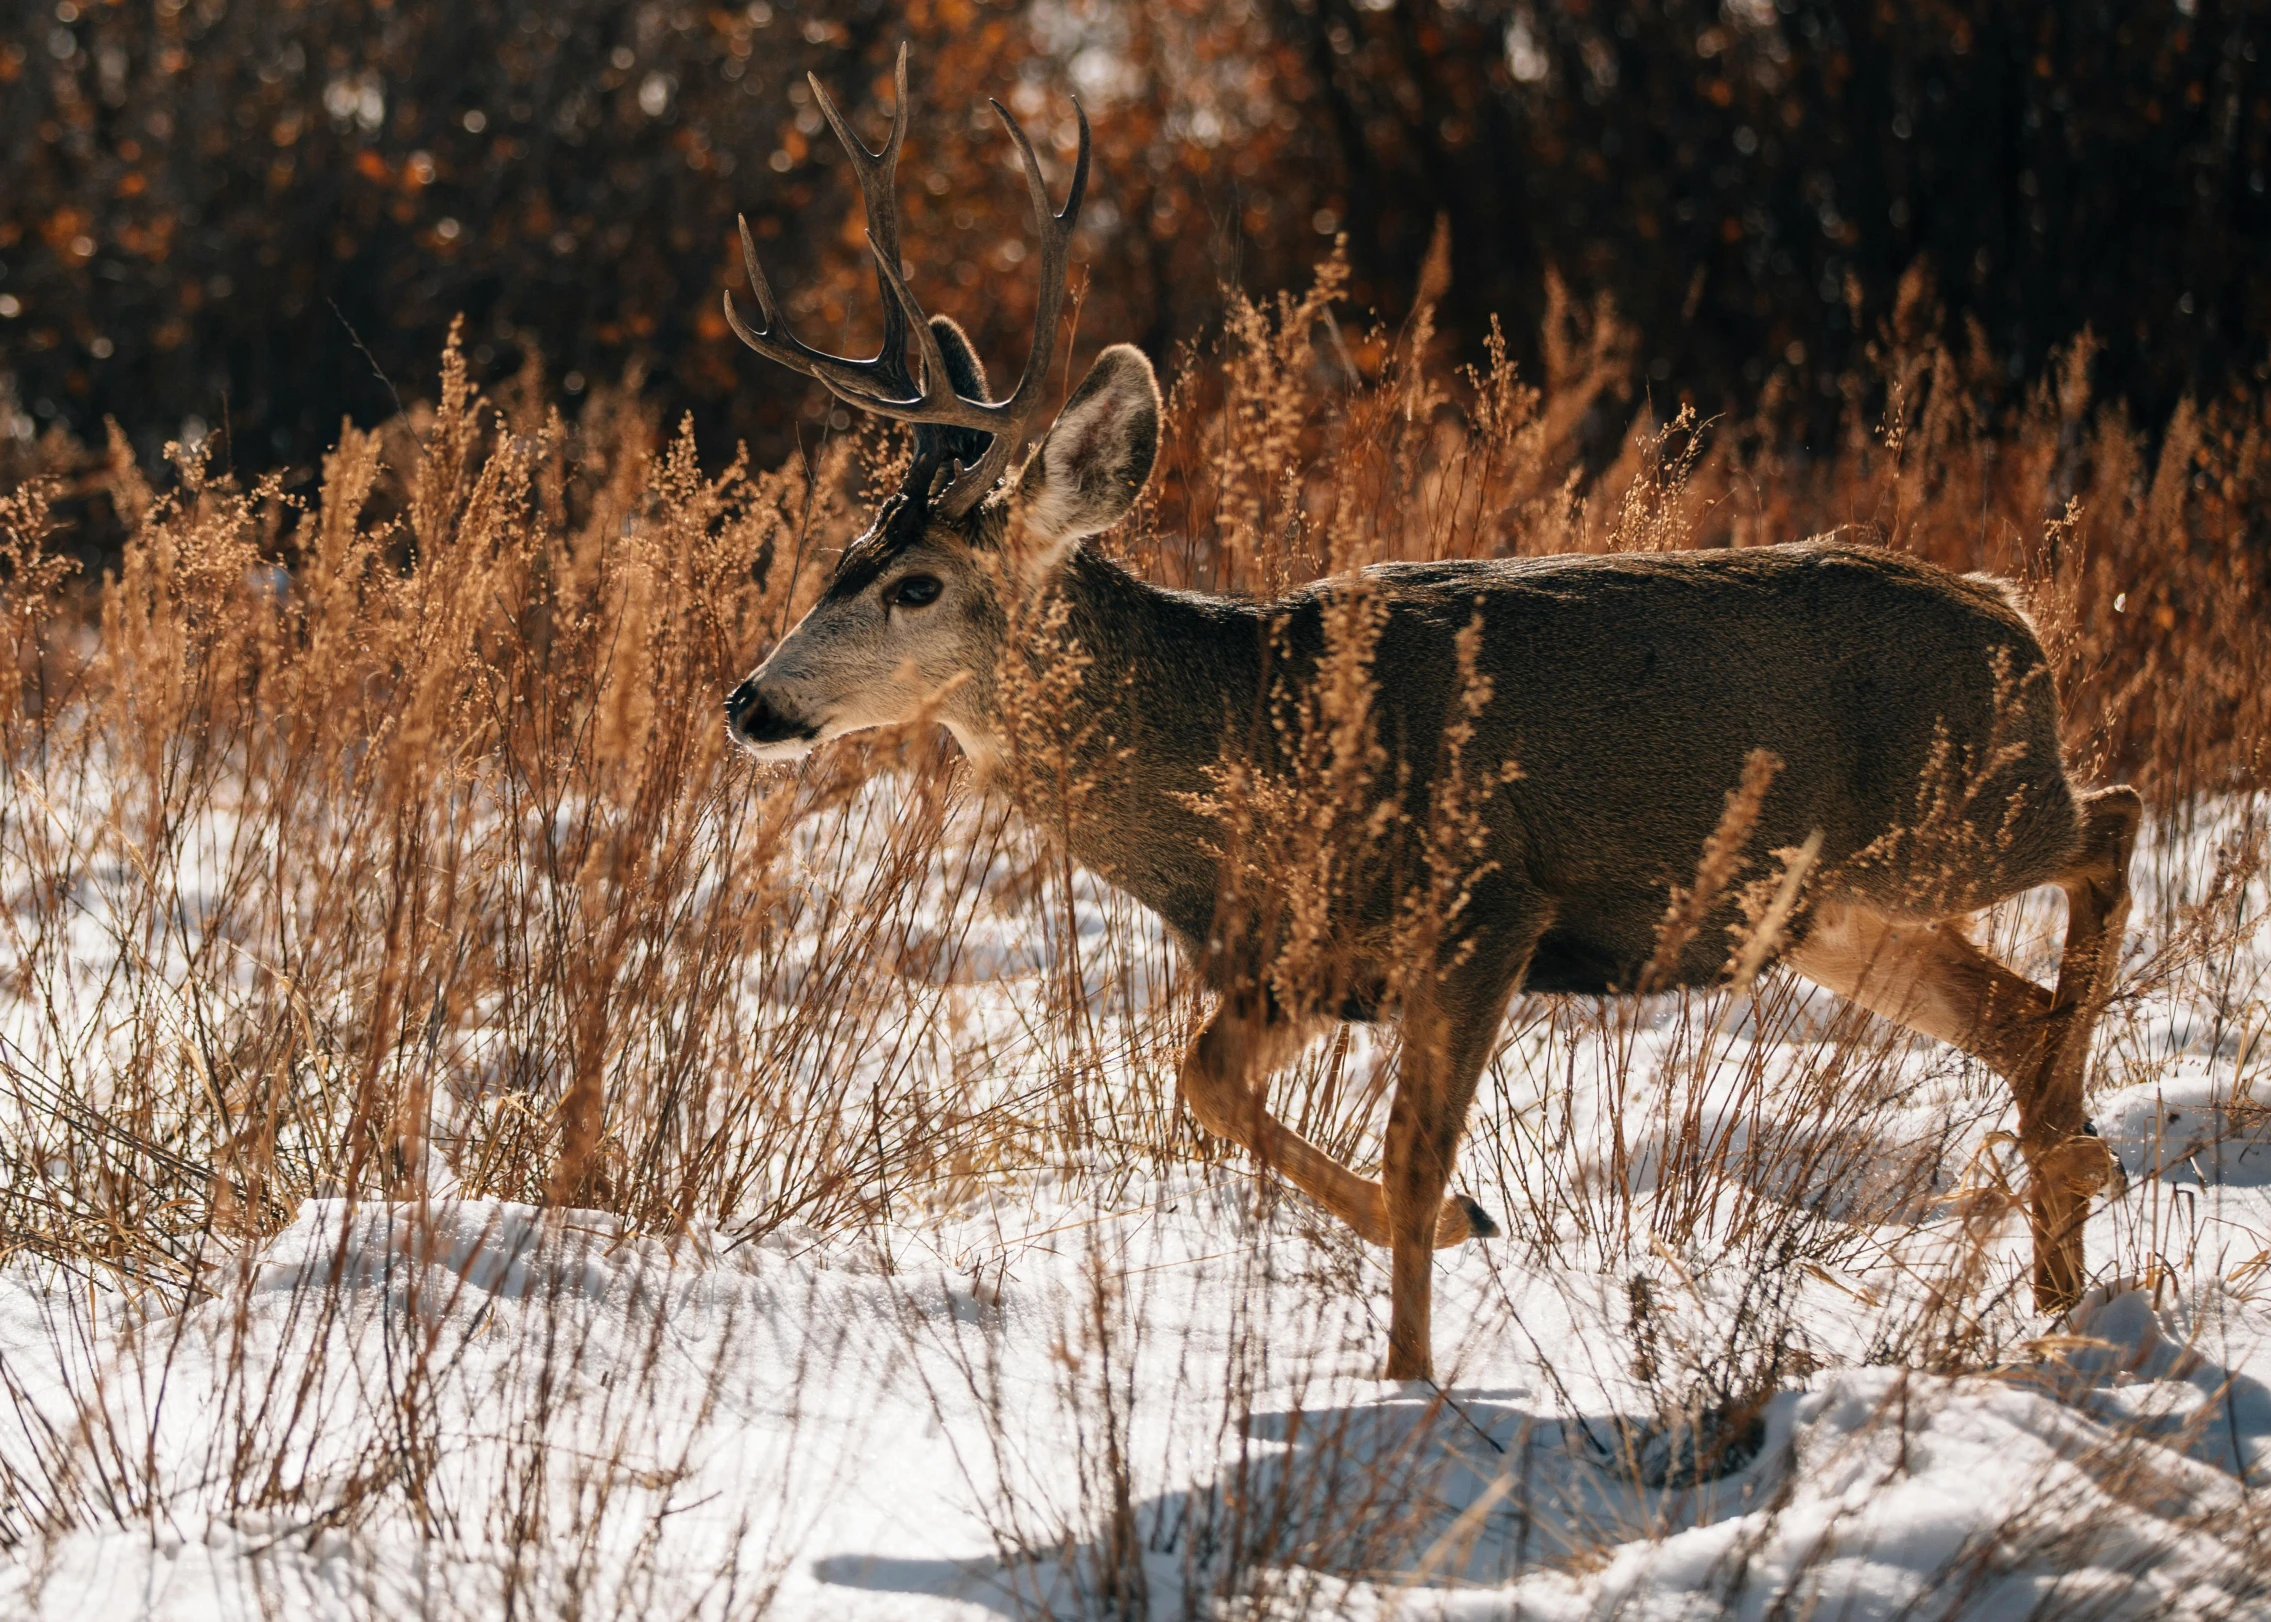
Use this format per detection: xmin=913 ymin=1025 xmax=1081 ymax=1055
xmin=3 ymin=0 xmax=2267 ymax=528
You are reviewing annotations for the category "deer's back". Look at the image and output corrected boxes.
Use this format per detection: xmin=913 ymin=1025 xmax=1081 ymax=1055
xmin=1302 ymin=542 xmax=2084 ymax=992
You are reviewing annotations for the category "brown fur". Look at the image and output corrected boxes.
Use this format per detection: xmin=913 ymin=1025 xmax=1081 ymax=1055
xmin=737 ymin=531 xmax=2136 ymax=1379
xmin=991 ymin=540 xmax=2137 ymax=1377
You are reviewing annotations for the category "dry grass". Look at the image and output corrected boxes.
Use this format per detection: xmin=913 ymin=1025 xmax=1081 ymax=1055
xmin=1 ymin=261 xmax=2269 ymax=1616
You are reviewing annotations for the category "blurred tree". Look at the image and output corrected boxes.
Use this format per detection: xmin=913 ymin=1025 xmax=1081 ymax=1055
xmin=0 ymin=0 xmax=1321 ymax=476
xmin=1270 ymin=0 xmax=2271 ymax=435
xmin=0 ymin=0 xmax=914 ymax=471
xmin=2 ymin=0 xmax=2264 ymax=478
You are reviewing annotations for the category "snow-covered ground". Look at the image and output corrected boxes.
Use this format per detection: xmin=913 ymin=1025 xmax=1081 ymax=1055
xmin=3 ymin=793 xmax=2269 ymax=1620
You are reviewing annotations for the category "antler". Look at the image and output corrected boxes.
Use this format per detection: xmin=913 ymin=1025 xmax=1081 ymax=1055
xmin=723 ymin=45 xmax=1091 ymax=519
xmin=724 ymin=46 xmax=919 ymax=405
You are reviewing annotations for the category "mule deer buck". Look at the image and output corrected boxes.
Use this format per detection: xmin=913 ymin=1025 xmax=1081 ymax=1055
xmin=721 ymin=50 xmax=2139 ymax=1381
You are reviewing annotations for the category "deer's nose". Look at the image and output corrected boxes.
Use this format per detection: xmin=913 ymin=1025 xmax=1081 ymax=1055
xmin=724 ymin=678 xmax=759 ymax=730
xmin=725 ymin=679 xmax=816 ymax=747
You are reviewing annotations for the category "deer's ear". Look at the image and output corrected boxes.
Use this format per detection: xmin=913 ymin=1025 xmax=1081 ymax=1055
xmin=1013 ymin=344 xmax=1160 ymax=574
xmin=920 ymin=317 xmax=996 ymax=474
xmin=927 ymin=315 xmax=991 ymax=400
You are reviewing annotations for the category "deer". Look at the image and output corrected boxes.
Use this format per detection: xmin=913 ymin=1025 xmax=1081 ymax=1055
xmin=719 ymin=49 xmax=2141 ymax=1382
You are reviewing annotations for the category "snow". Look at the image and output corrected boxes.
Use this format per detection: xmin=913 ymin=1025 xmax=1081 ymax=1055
xmin=3 ymin=794 xmax=2270 ymax=1619
xmin=2101 ymin=1073 xmax=2271 ymax=1191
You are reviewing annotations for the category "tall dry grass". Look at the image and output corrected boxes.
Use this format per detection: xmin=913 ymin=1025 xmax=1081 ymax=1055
xmin=1 ymin=256 xmax=2268 ymax=1615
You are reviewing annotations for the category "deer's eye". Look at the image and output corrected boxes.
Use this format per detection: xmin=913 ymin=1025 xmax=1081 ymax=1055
xmin=886 ymin=573 xmax=942 ymax=610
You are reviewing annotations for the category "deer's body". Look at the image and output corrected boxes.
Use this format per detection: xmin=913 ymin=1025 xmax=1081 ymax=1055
xmin=719 ymin=51 xmax=2138 ymax=1381
xmin=1034 ymin=541 xmax=2088 ymax=998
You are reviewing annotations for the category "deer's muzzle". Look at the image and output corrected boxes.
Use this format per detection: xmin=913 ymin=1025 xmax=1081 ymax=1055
xmin=725 ymin=678 xmax=819 ymax=755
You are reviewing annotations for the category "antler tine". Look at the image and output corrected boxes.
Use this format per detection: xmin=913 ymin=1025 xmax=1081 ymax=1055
xmin=723 ymin=219 xmax=901 ymax=403
xmin=806 ymin=45 xmax=915 ymax=393
xmin=805 ymin=46 xmax=910 ymax=262
xmin=724 ymin=214 xmax=783 ymax=336
xmin=827 ymin=96 xmax=1092 ymax=515
xmin=721 ymin=53 xmax=1094 ymax=516
xmin=930 ymin=96 xmax=1089 ymax=513
xmin=723 ymin=47 xmax=927 ymax=408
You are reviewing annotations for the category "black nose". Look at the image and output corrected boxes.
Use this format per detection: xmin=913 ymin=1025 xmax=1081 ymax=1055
xmin=724 ymin=679 xmax=816 ymax=747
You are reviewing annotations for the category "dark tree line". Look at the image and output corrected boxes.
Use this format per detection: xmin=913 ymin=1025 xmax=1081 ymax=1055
xmin=3 ymin=0 xmax=2265 ymax=478
xmin=1284 ymin=0 xmax=2270 ymax=437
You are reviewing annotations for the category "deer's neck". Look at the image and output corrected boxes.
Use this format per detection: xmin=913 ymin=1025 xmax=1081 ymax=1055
xmin=985 ymin=547 xmax=1267 ymax=947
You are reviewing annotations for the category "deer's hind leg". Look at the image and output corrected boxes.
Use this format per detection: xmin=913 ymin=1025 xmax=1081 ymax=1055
xmin=1783 ymin=903 xmax=2059 ymax=1080
xmin=2021 ymin=786 xmax=2141 ymax=1308
xmin=1177 ymin=996 xmax=1497 ymax=1252
xmin=1785 ymin=785 xmax=2141 ymax=1312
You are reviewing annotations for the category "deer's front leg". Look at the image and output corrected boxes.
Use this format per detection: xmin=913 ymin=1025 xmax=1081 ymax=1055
xmin=1177 ymin=996 xmax=1493 ymax=1247
xmin=1381 ymin=945 xmax=1533 ymax=1383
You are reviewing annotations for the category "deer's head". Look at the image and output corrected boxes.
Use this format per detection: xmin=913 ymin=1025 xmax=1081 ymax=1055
xmin=721 ymin=49 xmax=1160 ymax=767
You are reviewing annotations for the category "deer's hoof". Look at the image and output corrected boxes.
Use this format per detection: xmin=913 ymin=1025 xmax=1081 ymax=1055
xmin=2047 ymin=1131 xmax=2122 ymax=1197
xmin=1455 ymin=1193 xmax=1500 ymax=1241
